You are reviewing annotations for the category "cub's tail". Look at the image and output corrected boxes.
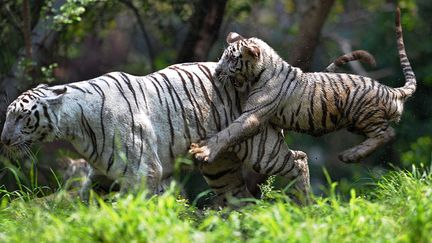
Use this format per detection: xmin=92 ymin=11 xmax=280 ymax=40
xmin=395 ymin=7 xmax=417 ymax=100
xmin=324 ymin=50 xmax=376 ymax=72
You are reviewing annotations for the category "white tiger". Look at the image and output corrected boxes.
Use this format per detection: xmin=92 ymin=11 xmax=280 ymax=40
xmin=1 ymin=62 xmax=310 ymax=203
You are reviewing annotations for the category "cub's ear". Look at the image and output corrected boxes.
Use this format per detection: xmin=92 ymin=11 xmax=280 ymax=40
xmin=226 ymin=32 xmax=244 ymax=44
xmin=241 ymin=45 xmax=260 ymax=59
xmin=44 ymin=86 xmax=67 ymax=104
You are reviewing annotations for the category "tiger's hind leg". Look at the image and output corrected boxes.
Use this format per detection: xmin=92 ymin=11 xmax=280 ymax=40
xmin=117 ymin=129 xmax=164 ymax=195
xmin=238 ymin=127 xmax=310 ymax=202
xmin=199 ymin=152 xmax=253 ymax=207
xmin=339 ymin=125 xmax=396 ymax=163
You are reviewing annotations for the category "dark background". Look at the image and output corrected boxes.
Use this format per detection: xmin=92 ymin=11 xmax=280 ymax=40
xmin=0 ymin=0 xmax=431 ymax=197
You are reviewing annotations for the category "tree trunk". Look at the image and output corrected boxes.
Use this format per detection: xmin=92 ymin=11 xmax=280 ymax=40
xmin=176 ymin=0 xmax=228 ymax=63
xmin=288 ymin=0 xmax=336 ymax=71
xmin=0 ymin=0 xmax=65 ymax=142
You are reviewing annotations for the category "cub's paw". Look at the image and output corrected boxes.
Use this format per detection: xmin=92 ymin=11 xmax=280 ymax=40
xmin=189 ymin=142 xmax=212 ymax=163
xmin=293 ymin=150 xmax=308 ymax=161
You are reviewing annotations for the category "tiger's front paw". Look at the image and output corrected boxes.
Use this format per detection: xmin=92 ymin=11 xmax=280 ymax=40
xmin=189 ymin=142 xmax=215 ymax=163
xmin=293 ymin=150 xmax=307 ymax=161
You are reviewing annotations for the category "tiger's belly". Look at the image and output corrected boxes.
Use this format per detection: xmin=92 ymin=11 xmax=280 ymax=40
xmin=271 ymin=101 xmax=346 ymax=137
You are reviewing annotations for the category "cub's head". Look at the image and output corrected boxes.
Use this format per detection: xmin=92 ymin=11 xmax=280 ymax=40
xmin=1 ymin=84 xmax=67 ymax=152
xmin=216 ymin=32 xmax=268 ymax=92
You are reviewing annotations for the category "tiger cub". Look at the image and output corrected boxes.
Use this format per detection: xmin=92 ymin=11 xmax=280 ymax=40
xmin=190 ymin=8 xmax=416 ymax=164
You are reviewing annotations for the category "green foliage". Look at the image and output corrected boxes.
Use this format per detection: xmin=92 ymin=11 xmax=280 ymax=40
xmin=48 ymin=0 xmax=100 ymax=29
xmin=40 ymin=63 xmax=59 ymax=83
xmin=0 ymin=169 xmax=432 ymax=242
xmin=401 ymin=136 xmax=432 ymax=167
xmin=0 ymin=155 xmax=56 ymax=202
xmin=138 ymin=0 xmax=193 ymax=24
xmin=226 ymin=0 xmax=267 ymax=22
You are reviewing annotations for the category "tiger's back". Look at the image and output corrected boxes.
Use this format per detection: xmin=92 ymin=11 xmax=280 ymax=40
xmin=274 ymin=71 xmax=405 ymax=137
xmin=50 ymin=62 xmax=244 ymax=179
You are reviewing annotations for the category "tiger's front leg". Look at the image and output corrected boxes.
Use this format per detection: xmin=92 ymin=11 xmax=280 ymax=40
xmin=190 ymin=113 xmax=265 ymax=163
xmin=190 ymin=81 xmax=282 ymax=163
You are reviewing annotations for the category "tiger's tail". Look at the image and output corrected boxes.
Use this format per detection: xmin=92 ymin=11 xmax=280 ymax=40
xmin=324 ymin=50 xmax=376 ymax=72
xmin=395 ymin=7 xmax=417 ymax=100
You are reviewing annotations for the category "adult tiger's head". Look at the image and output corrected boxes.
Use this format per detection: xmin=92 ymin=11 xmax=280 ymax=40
xmin=1 ymin=84 xmax=67 ymax=152
xmin=216 ymin=32 xmax=271 ymax=92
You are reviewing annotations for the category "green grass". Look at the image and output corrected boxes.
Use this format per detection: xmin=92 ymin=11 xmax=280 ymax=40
xmin=0 ymin=166 xmax=431 ymax=243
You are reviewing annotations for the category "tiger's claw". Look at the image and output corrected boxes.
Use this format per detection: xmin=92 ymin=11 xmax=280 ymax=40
xmin=189 ymin=143 xmax=212 ymax=163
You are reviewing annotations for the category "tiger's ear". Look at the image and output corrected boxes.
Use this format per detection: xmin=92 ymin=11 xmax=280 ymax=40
xmin=36 ymin=83 xmax=48 ymax=89
xmin=241 ymin=45 xmax=260 ymax=59
xmin=44 ymin=86 xmax=67 ymax=104
xmin=226 ymin=32 xmax=244 ymax=44
xmin=52 ymin=86 xmax=67 ymax=96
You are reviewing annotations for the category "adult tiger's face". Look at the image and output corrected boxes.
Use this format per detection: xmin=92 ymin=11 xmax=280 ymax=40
xmin=0 ymin=85 xmax=67 ymax=151
xmin=216 ymin=32 xmax=261 ymax=92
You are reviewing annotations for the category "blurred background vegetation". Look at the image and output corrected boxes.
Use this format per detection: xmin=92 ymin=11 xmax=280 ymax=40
xmin=0 ymin=0 xmax=431 ymax=199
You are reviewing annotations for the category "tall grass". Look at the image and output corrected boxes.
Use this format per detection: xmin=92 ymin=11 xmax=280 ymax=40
xmin=0 ymin=166 xmax=431 ymax=242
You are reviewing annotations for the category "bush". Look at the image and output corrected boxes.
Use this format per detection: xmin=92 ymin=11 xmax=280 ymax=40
xmin=0 ymin=168 xmax=432 ymax=242
xmin=401 ymin=136 xmax=432 ymax=167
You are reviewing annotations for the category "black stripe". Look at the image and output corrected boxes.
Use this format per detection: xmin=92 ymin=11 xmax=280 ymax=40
xmin=149 ymin=77 xmax=164 ymax=105
xmin=42 ymin=105 xmax=52 ymax=124
xmin=274 ymin=151 xmax=293 ymax=175
xmin=137 ymin=125 xmax=144 ymax=170
xmin=321 ymin=96 xmax=328 ymax=127
xmin=159 ymin=72 xmax=192 ymax=142
xmin=194 ymin=72 xmax=221 ymax=130
xmin=165 ymin=96 xmax=175 ymax=158
xmin=156 ymin=76 xmax=179 ymax=112
xmin=119 ymin=73 xmax=139 ymax=108
xmin=107 ymin=134 xmax=115 ymax=173
xmin=174 ymin=69 xmax=206 ymax=139
xmin=105 ymin=74 xmax=135 ymax=157
xmin=67 ymin=84 xmax=92 ymax=94
xmin=307 ymin=80 xmax=317 ymax=131
xmin=197 ymin=64 xmax=230 ymax=128
xmin=202 ymin=168 xmax=234 ymax=180
xmin=345 ymin=87 xmax=360 ymax=117
xmin=78 ymin=104 xmax=98 ymax=161
xmin=88 ymin=81 xmax=106 ymax=157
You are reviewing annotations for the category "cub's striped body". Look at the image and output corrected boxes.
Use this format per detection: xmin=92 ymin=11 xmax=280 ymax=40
xmin=1 ymin=62 xmax=310 ymax=201
xmin=190 ymin=8 xmax=415 ymax=164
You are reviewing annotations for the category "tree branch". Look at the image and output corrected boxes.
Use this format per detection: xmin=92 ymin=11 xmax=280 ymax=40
xmin=4 ymin=4 xmax=23 ymax=34
xmin=22 ymin=0 xmax=32 ymax=59
xmin=0 ymin=0 xmax=66 ymax=133
xmin=288 ymin=0 xmax=335 ymax=71
xmin=176 ymin=0 xmax=228 ymax=63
